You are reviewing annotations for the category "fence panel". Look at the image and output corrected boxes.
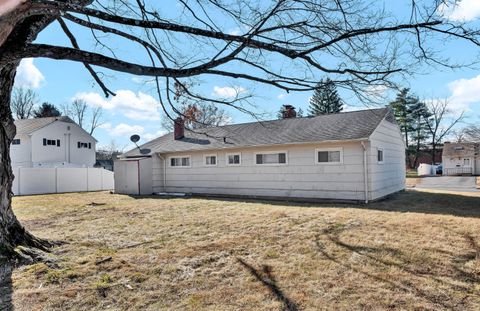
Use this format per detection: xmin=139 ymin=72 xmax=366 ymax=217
xmin=12 ymin=167 xmax=114 ymax=196
xmin=87 ymin=168 xmax=103 ymax=191
xmin=57 ymin=168 xmax=88 ymax=193
xmin=102 ymin=170 xmax=115 ymax=190
xmin=19 ymin=168 xmax=57 ymax=195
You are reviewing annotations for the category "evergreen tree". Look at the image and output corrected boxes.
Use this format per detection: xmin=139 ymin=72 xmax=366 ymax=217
xmin=389 ymin=88 xmax=414 ymax=149
xmin=33 ymin=102 xmax=61 ymax=118
xmin=308 ymin=79 xmax=343 ymax=116
xmin=389 ymin=88 xmax=432 ymax=168
xmin=409 ymin=99 xmax=431 ymax=168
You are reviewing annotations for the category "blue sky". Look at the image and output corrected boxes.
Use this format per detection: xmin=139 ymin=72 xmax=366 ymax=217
xmin=13 ymin=0 xmax=480 ymax=150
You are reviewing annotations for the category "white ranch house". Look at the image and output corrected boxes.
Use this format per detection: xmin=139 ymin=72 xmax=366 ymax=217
xmin=115 ymin=108 xmax=406 ymax=203
xmin=11 ymin=116 xmax=97 ymax=168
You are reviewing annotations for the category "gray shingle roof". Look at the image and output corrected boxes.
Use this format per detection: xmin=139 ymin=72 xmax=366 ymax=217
xmin=124 ymin=108 xmax=391 ymax=157
xmin=15 ymin=116 xmax=75 ymax=135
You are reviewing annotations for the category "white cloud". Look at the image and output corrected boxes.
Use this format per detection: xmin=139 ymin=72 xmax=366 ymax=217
xmin=446 ymin=74 xmax=480 ymax=111
xmin=439 ymin=0 xmax=480 ymax=21
xmin=73 ymin=90 xmax=161 ymax=121
xmin=143 ymin=129 xmax=168 ymax=141
xmin=212 ymin=86 xmax=246 ymax=98
xmin=277 ymin=93 xmax=288 ymax=100
xmin=14 ymin=58 xmax=45 ymax=89
xmin=107 ymin=123 xmax=145 ymax=137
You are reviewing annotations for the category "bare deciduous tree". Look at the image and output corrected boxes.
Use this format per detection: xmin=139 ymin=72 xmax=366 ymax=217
xmin=424 ymin=99 xmax=465 ymax=164
xmin=10 ymin=88 xmax=37 ymax=119
xmin=63 ymin=99 xmax=103 ymax=135
xmin=1 ymin=1 xmax=480 ymax=305
xmin=161 ymin=102 xmax=231 ymax=131
xmin=460 ymin=125 xmax=480 ymax=142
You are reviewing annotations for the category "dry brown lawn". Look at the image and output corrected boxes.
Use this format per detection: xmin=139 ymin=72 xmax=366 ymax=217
xmin=11 ymin=191 xmax=480 ymax=310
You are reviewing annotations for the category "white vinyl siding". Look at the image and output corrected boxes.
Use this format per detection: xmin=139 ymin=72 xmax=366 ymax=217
xmin=156 ymin=143 xmax=370 ymax=201
xmin=368 ymin=119 xmax=406 ymax=200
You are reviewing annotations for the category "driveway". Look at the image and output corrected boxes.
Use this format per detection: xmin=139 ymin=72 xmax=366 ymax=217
xmin=415 ymin=176 xmax=479 ymax=192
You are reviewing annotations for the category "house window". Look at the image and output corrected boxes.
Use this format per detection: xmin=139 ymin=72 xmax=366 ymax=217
xmin=77 ymin=142 xmax=90 ymax=149
xmin=170 ymin=156 xmax=191 ymax=167
xmin=255 ymin=152 xmax=287 ymax=165
xmin=227 ymin=153 xmax=241 ymax=166
xmin=316 ymin=148 xmax=343 ymax=164
xmin=464 ymin=158 xmax=470 ymax=166
xmin=377 ymin=148 xmax=384 ymax=163
xmin=43 ymin=138 xmax=59 ymax=147
xmin=204 ymin=154 xmax=217 ymax=166
xmin=12 ymin=139 xmax=20 ymax=145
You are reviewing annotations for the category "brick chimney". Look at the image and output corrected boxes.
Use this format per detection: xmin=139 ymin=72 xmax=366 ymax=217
xmin=282 ymin=105 xmax=297 ymax=119
xmin=174 ymin=117 xmax=185 ymax=140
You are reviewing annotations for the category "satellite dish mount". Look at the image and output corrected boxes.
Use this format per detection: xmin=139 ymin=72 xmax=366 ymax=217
xmin=130 ymin=134 xmax=151 ymax=155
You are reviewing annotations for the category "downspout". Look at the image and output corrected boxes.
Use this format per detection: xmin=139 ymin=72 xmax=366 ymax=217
xmin=158 ymin=153 xmax=167 ymax=192
xmin=361 ymin=141 xmax=369 ymax=204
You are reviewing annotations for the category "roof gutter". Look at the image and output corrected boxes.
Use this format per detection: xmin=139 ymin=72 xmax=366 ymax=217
xmin=361 ymin=141 xmax=369 ymax=204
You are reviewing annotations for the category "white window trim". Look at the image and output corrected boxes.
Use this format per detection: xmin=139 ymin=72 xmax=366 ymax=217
xmin=203 ymin=153 xmax=218 ymax=166
xmin=314 ymin=147 xmax=343 ymax=165
xmin=226 ymin=152 xmax=242 ymax=166
xmin=254 ymin=150 xmax=288 ymax=166
xmin=168 ymin=155 xmax=191 ymax=168
xmin=377 ymin=147 xmax=384 ymax=164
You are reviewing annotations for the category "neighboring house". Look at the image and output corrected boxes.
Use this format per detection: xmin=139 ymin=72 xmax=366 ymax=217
xmin=94 ymin=160 xmax=114 ymax=171
xmin=116 ymin=107 xmax=405 ymax=202
xmin=442 ymin=142 xmax=480 ymax=176
xmin=11 ymin=116 xmax=97 ymax=168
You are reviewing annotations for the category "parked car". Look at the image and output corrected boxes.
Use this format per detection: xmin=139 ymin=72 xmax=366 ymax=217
xmin=436 ymin=164 xmax=443 ymax=175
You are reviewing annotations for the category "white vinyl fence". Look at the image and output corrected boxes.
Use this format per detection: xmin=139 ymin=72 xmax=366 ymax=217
xmin=12 ymin=167 xmax=114 ymax=196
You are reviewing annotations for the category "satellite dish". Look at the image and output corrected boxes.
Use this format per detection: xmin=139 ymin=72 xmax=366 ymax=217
xmin=130 ymin=134 xmax=140 ymax=143
xmin=140 ymin=148 xmax=151 ymax=155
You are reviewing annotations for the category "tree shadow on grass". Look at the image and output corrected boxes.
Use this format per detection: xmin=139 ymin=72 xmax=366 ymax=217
xmin=0 ymin=260 xmax=13 ymax=311
xmin=236 ymin=258 xmax=299 ymax=311
xmin=314 ymin=223 xmax=479 ymax=309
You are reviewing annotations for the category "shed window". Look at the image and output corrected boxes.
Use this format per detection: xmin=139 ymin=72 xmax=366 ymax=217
xmin=204 ymin=155 xmax=217 ymax=166
xmin=316 ymin=148 xmax=342 ymax=164
xmin=256 ymin=152 xmax=287 ymax=165
xmin=78 ymin=142 xmax=89 ymax=149
xmin=170 ymin=156 xmax=190 ymax=167
xmin=227 ymin=153 xmax=241 ymax=165
xmin=377 ymin=148 xmax=384 ymax=163
xmin=12 ymin=139 xmax=21 ymax=145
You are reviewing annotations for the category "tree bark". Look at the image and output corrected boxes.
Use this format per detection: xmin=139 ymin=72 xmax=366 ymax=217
xmin=0 ymin=53 xmax=53 ymax=311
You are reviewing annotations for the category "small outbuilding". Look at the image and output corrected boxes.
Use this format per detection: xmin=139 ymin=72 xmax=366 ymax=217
xmin=116 ymin=107 xmax=406 ymax=202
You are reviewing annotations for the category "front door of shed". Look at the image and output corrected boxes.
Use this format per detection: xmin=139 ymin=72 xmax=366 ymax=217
xmin=115 ymin=160 xmax=139 ymax=194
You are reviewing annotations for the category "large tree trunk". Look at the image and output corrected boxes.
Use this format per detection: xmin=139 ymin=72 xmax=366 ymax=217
xmin=0 ymin=53 xmax=53 ymax=311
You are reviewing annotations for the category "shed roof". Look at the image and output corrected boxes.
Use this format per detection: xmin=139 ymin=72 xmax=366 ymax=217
xmin=123 ymin=108 xmax=392 ymax=157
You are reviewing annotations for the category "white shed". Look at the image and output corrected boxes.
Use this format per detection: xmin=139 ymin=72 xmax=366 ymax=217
xmin=114 ymin=157 xmax=153 ymax=195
